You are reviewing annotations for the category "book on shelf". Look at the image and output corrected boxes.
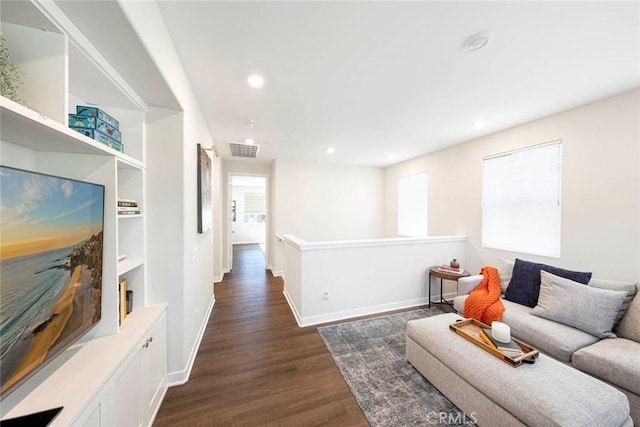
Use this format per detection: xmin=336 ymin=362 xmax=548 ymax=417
xmin=118 ymin=197 xmax=137 ymax=203
xmin=117 ymin=201 xmax=138 ymax=208
xmin=117 ymin=197 xmax=138 ymax=208
xmin=118 ymin=210 xmax=141 ymax=215
xmin=482 ymin=328 xmax=523 ymax=356
xmin=117 ymin=206 xmax=140 ymax=212
xmin=118 ymin=279 xmax=127 ymax=325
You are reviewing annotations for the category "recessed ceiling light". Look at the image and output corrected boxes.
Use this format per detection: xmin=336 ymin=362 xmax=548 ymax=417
xmin=247 ymin=74 xmax=264 ymax=88
xmin=462 ymin=32 xmax=493 ymax=52
xmin=326 ymin=147 xmax=335 ymax=154
xmin=245 ymin=138 xmax=255 ymax=145
xmin=472 ymin=120 xmax=487 ymax=129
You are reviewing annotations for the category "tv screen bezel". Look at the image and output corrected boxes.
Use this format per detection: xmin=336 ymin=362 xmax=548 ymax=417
xmin=0 ymin=165 xmax=106 ymax=400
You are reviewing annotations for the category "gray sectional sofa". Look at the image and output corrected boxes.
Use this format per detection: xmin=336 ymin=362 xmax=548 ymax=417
xmin=452 ymin=260 xmax=640 ymax=424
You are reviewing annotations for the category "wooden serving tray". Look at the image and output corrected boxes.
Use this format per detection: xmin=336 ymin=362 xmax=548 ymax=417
xmin=449 ymin=318 xmax=539 ymax=367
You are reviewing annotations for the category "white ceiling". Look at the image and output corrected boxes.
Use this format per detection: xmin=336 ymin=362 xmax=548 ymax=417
xmin=8 ymin=1 xmax=637 ymax=168
xmin=157 ymin=1 xmax=640 ymax=167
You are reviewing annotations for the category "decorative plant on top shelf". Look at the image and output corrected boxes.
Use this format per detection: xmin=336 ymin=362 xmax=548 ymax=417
xmin=0 ymin=33 xmax=26 ymax=106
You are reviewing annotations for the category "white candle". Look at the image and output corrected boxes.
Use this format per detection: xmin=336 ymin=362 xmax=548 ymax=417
xmin=491 ymin=321 xmax=511 ymax=343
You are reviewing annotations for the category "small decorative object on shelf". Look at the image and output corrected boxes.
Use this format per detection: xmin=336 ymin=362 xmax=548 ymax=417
xmin=117 ymin=197 xmax=140 ymax=215
xmin=450 ymin=258 xmax=460 ymax=268
xmin=76 ymin=105 xmax=120 ymax=129
xmin=126 ymin=290 xmax=133 ymax=315
xmin=118 ymin=279 xmax=127 ymax=325
xmin=68 ymin=105 xmax=124 ymax=152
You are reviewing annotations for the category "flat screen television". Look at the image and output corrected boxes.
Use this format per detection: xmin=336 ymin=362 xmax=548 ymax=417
xmin=0 ymin=165 xmax=105 ymax=400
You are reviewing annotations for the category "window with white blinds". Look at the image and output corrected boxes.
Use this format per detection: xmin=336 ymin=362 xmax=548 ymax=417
xmin=243 ymin=192 xmax=265 ymax=214
xmin=482 ymin=141 xmax=562 ymax=258
xmin=397 ymin=173 xmax=428 ymax=237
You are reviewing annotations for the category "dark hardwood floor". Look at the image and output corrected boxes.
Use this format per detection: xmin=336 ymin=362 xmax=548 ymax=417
xmin=153 ymin=244 xmax=369 ymax=426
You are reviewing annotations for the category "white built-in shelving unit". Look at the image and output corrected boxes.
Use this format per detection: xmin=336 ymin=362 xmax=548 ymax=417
xmin=1 ymin=1 xmax=166 ymax=425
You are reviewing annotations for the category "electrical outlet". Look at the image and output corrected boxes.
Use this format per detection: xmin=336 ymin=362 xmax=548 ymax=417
xmin=323 ymin=291 xmax=329 ymax=300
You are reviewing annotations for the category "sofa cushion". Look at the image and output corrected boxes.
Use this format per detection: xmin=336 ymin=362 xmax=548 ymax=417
xmin=453 ymin=294 xmax=469 ymax=314
xmin=455 ymin=296 xmax=600 ymax=362
xmin=504 ymin=258 xmax=592 ymax=308
xmin=502 ymin=298 xmax=599 ymax=362
xmin=617 ymin=291 xmax=640 ymax=342
xmin=589 ymin=279 xmax=638 ymax=328
xmin=572 ymin=338 xmax=640 ymax=395
xmin=532 ymin=271 xmax=626 ymax=338
xmin=497 ymin=257 xmax=514 ymax=294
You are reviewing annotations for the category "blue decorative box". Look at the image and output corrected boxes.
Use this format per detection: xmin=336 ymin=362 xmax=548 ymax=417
xmin=95 ymin=120 xmax=122 ymax=142
xmin=70 ymin=126 xmax=124 ymax=153
xmin=68 ymin=114 xmax=122 ymax=143
xmin=69 ymin=114 xmax=95 ymax=128
xmin=76 ymin=105 xmax=120 ymax=130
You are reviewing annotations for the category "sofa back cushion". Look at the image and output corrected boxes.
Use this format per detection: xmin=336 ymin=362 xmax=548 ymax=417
xmin=532 ymin=271 xmax=626 ymax=338
xmin=497 ymin=257 xmax=514 ymax=294
xmin=505 ymin=258 xmax=592 ymax=308
xmin=616 ymin=287 xmax=640 ymax=342
xmin=589 ymin=279 xmax=637 ymax=328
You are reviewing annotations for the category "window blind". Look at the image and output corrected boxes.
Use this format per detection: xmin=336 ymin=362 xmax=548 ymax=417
xmin=244 ymin=192 xmax=265 ymax=214
xmin=482 ymin=141 xmax=562 ymax=257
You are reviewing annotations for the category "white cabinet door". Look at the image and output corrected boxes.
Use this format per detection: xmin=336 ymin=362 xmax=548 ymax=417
xmin=141 ymin=314 xmax=167 ymax=425
xmin=72 ymin=386 xmax=112 ymax=427
xmin=73 ymin=399 xmax=103 ymax=427
xmin=114 ymin=351 xmax=142 ymax=427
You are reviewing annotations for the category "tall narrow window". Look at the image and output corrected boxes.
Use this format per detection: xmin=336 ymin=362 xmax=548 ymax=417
xmin=482 ymin=141 xmax=562 ymax=257
xmin=398 ymin=173 xmax=428 ymax=237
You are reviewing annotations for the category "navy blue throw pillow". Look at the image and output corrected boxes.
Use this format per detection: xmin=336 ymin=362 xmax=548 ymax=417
xmin=504 ymin=259 xmax=592 ymax=307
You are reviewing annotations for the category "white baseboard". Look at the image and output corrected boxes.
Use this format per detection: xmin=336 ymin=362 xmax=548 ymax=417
xmin=213 ymin=274 xmax=224 ymax=283
xmin=269 ymin=266 xmax=284 ymax=277
xmin=166 ymin=296 xmax=215 ymax=386
xmin=285 ymin=291 xmax=459 ymax=328
xmin=295 ymin=298 xmax=428 ymax=327
xmin=282 ymin=287 xmax=302 ymax=327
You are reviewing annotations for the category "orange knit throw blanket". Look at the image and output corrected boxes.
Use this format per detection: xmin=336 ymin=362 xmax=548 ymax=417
xmin=463 ymin=266 xmax=504 ymax=324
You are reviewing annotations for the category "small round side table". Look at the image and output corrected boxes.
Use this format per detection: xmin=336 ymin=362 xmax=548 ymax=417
xmin=427 ymin=266 xmax=471 ymax=308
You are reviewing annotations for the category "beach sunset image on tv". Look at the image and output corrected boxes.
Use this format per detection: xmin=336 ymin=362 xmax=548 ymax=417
xmin=0 ymin=165 xmax=105 ymax=397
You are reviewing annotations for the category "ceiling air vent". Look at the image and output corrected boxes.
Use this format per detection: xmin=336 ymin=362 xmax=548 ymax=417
xmin=229 ymin=142 xmax=260 ymax=158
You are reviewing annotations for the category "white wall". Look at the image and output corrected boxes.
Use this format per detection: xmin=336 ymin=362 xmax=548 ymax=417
xmin=384 ymin=89 xmax=640 ymax=282
xmin=272 ymin=160 xmax=386 ymax=276
xmin=118 ymin=1 xmax=217 ymax=384
xmin=281 ymin=235 xmax=466 ymax=326
xmin=273 ymin=160 xmax=386 ymax=241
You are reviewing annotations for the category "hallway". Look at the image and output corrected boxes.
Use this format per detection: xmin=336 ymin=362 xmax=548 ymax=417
xmin=153 ymin=244 xmax=367 ymax=426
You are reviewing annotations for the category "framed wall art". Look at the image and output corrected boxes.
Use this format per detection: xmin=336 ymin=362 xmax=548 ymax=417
xmin=197 ymin=143 xmax=212 ymax=233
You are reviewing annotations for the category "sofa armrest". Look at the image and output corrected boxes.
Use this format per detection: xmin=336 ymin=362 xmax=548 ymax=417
xmin=458 ymin=275 xmax=483 ymax=295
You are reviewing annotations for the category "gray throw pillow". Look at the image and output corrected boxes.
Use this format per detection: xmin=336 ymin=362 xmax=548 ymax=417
xmin=616 ymin=290 xmax=640 ymax=342
xmin=532 ymin=271 xmax=627 ymax=338
xmin=589 ymin=279 xmax=638 ymax=328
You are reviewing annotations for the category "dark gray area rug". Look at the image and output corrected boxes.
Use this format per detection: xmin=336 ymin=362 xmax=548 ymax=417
xmin=318 ymin=308 xmax=474 ymax=426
